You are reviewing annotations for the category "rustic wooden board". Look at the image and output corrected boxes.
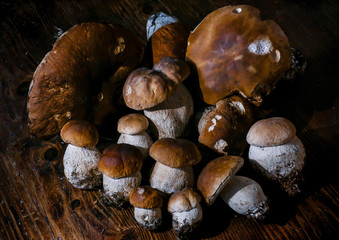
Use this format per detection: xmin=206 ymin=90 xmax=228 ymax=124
xmin=1 ymin=0 xmax=338 ymax=239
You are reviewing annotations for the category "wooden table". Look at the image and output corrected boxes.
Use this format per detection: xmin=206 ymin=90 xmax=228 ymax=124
xmin=1 ymin=0 xmax=338 ymax=239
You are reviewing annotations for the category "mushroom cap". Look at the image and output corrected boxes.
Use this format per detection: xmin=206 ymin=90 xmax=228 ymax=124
xmin=246 ymin=117 xmax=296 ymax=147
xmin=197 ymin=155 xmax=244 ymax=206
xmin=198 ymin=95 xmax=255 ymax=155
xmin=149 ymin=138 xmax=201 ymax=168
xmin=129 ymin=186 xmax=163 ymax=209
xmin=186 ymin=5 xmax=291 ymax=106
xmin=168 ymin=188 xmax=201 ymax=213
xmin=60 ymin=120 xmax=99 ymax=148
xmin=98 ymin=144 xmax=143 ymax=178
xmin=27 ymin=22 xmax=143 ymax=138
xmin=153 ymin=57 xmax=190 ymax=85
xmin=123 ymin=68 xmax=176 ymax=110
xmin=117 ymin=114 xmax=149 ymax=135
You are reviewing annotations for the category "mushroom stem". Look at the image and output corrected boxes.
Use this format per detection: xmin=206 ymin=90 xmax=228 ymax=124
xmin=172 ymin=205 xmax=203 ymax=237
xmin=134 ymin=207 xmax=162 ymax=230
xmin=117 ymin=132 xmax=153 ymax=158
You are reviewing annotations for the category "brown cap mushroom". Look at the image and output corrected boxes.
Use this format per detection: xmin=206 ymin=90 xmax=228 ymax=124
xmin=197 ymin=156 xmax=244 ymax=205
xmin=150 ymin=138 xmax=201 ymax=168
xmin=27 ymin=22 xmax=143 ymax=138
xmin=246 ymin=117 xmax=296 ymax=147
xmin=60 ymin=120 xmax=99 ymax=148
xmin=186 ymin=5 xmax=291 ymax=106
xmin=117 ymin=113 xmax=149 ymax=135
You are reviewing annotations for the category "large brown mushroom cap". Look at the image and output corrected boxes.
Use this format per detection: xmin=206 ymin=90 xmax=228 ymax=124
xmin=27 ymin=22 xmax=143 ymax=138
xmin=149 ymin=138 xmax=201 ymax=168
xmin=98 ymin=144 xmax=143 ymax=178
xmin=186 ymin=5 xmax=291 ymax=106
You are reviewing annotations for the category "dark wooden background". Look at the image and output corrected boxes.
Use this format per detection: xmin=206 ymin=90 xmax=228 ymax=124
xmin=1 ymin=0 xmax=338 ymax=239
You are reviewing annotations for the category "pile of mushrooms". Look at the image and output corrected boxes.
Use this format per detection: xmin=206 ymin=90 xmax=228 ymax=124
xmin=27 ymin=4 xmax=308 ymax=238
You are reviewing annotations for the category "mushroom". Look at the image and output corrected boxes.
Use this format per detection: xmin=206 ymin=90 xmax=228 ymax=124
xmin=117 ymin=113 xmax=153 ymax=158
xmin=123 ymin=57 xmax=193 ymax=139
xmin=60 ymin=120 xmax=102 ymax=189
xmin=168 ymin=188 xmax=203 ymax=239
xmin=27 ymin=22 xmax=143 ymax=138
xmin=98 ymin=144 xmax=143 ymax=207
xmin=129 ymin=186 xmax=163 ymax=230
xmin=149 ymin=138 xmax=201 ymax=195
xmin=220 ymin=176 xmax=269 ymax=220
xmin=197 ymin=155 xmax=244 ymax=206
xmin=198 ymin=95 xmax=255 ymax=155
xmin=186 ymin=5 xmax=293 ymax=106
xmin=246 ymin=117 xmax=306 ymax=196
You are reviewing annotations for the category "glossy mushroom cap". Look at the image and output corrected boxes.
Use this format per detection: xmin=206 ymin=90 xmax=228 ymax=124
xmin=98 ymin=144 xmax=143 ymax=178
xmin=129 ymin=186 xmax=163 ymax=209
xmin=168 ymin=188 xmax=201 ymax=213
xmin=197 ymin=156 xmax=244 ymax=206
xmin=186 ymin=5 xmax=291 ymax=106
xmin=149 ymin=138 xmax=201 ymax=168
xmin=246 ymin=117 xmax=296 ymax=147
xmin=60 ymin=120 xmax=99 ymax=148
xmin=153 ymin=57 xmax=190 ymax=85
xmin=117 ymin=114 xmax=149 ymax=135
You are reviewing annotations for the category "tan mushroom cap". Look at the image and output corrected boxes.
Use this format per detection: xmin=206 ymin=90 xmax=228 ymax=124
xmin=246 ymin=117 xmax=296 ymax=147
xmin=98 ymin=144 xmax=143 ymax=178
xmin=129 ymin=186 xmax=163 ymax=209
xmin=153 ymin=57 xmax=190 ymax=85
xmin=60 ymin=120 xmax=99 ymax=148
xmin=117 ymin=114 xmax=149 ymax=135
xmin=168 ymin=188 xmax=201 ymax=213
xmin=197 ymin=156 xmax=244 ymax=206
xmin=186 ymin=5 xmax=291 ymax=106
xmin=149 ymin=138 xmax=201 ymax=168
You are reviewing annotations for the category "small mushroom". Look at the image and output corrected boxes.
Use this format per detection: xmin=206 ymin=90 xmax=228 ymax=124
xmin=61 ymin=120 xmax=102 ymax=189
xmin=149 ymin=138 xmax=201 ymax=196
xmin=129 ymin=186 xmax=163 ymax=230
xmin=168 ymin=188 xmax=203 ymax=239
xmin=98 ymin=144 xmax=143 ymax=207
xmin=186 ymin=5 xmax=293 ymax=106
xmin=220 ymin=176 xmax=269 ymax=220
xmin=246 ymin=117 xmax=306 ymax=196
xmin=117 ymin=113 xmax=153 ymax=158
xmin=197 ymin=155 xmax=244 ymax=206
xmin=198 ymin=95 xmax=255 ymax=155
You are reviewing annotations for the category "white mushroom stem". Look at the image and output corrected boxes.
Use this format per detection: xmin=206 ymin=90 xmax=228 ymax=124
xmin=117 ymin=132 xmax=153 ymax=158
xmin=172 ymin=205 xmax=203 ymax=233
xmin=248 ymin=136 xmax=305 ymax=179
xmin=146 ymin=12 xmax=178 ymax=40
xmin=144 ymin=84 xmax=194 ymax=139
xmin=220 ymin=176 xmax=269 ymax=220
xmin=150 ymin=162 xmax=194 ymax=195
xmin=63 ymin=144 xmax=102 ymax=189
xmin=134 ymin=207 xmax=162 ymax=230
xmin=102 ymin=171 xmax=141 ymax=201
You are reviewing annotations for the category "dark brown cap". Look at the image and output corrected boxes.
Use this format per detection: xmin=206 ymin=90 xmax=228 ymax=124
xmin=98 ymin=144 xmax=143 ymax=178
xmin=168 ymin=188 xmax=201 ymax=213
xmin=129 ymin=186 xmax=163 ymax=209
xmin=246 ymin=117 xmax=296 ymax=147
xmin=149 ymin=138 xmax=201 ymax=168
xmin=153 ymin=57 xmax=190 ymax=85
xmin=60 ymin=120 xmax=99 ymax=147
xmin=197 ymin=156 xmax=244 ymax=206
xmin=117 ymin=113 xmax=149 ymax=135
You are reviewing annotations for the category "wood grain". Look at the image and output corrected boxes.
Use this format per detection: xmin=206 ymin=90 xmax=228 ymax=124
xmin=1 ymin=0 xmax=338 ymax=239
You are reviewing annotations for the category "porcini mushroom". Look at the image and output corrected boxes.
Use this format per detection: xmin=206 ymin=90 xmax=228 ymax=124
xmin=247 ymin=117 xmax=306 ymax=196
xmin=197 ymin=155 xmax=244 ymax=206
xmin=129 ymin=186 xmax=163 ymax=230
xmin=220 ymin=176 xmax=269 ymax=220
xmin=98 ymin=144 xmax=143 ymax=207
xmin=149 ymin=138 xmax=201 ymax=195
xmin=168 ymin=188 xmax=203 ymax=239
xmin=198 ymin=95 xmax=255 ymax=155
xmin=186 ymin=5 xmax=293 ymax=106
xmin=27 ymin=22 xmax=143 ymax=138
xmin=61 ymin=120 xmax=102 ymax=189
xmin=117 ymin=113 xmax=153 ymax=158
